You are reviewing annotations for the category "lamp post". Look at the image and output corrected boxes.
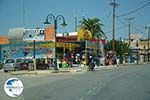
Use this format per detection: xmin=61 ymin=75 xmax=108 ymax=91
xmin=43 ymin=14 xmax=67 ymax=71
xmin=33 ymin=40 xmax=36 ymax=71
xmin=145 ymin=26 xmax=150 ymax=62
xmin=136 ymin=40 xmax=139 ymax=64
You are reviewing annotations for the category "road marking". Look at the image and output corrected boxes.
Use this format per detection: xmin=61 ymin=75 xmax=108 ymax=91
xmin=87 ymin=90 xmax=93 ymax=94
xmin=79 ymin=97 xmax=84 ymax=100
xmin=92 ymin=87 xmax=97 ymax=90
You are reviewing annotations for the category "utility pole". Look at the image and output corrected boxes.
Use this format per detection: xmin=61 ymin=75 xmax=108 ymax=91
xmin=119 ymin=37 xmax=123 ymax=64
xmin=74 ymin=15 xmax=77 ymax=32
xmin=22 ymin=0 xmax=25 ymax=26
xmin=136 ymin=40 xmax=139 ymax=64
xmin=125 ymin=17 xmax=134 ymax=47
xmin=110 ymin=0 xmax=119 ymax=53
xmin=125 ymin=17 xmax=134 ymax=63
xmin=145 ymin=25 xmax=150 ymax=62
xmin=148 ymin=27 xmax=150 ymax=62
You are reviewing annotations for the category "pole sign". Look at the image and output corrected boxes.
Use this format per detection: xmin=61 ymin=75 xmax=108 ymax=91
xmin=23 ymin=29 xmax=45 ymax=41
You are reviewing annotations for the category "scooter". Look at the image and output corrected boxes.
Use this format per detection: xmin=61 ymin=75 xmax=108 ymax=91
xmin=88 ymin=61 xmax=95 ymax=71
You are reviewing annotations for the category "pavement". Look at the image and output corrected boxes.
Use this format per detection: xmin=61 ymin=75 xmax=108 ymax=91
xmin=9 ymin=65 xmax=118 ymax=75
xmin=0 ymin=63 xmax=146 ymax=76
xmin=0 ymin=66 xmax=107 ymax=75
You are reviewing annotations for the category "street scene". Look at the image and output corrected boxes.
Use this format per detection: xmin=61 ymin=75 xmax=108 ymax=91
xmin=0 ymin=0 xmax=150 ymax=100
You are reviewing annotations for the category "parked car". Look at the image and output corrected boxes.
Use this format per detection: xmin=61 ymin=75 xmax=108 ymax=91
xmin=17 ymin=59 xmax=49 ymax=70
xmin=17 ymin=59 xmax=32 ymax=70
xmin=36 ymin=58 xmax=49 ymax=70
xmin=3 ymin=58 xmax=23 ymax=72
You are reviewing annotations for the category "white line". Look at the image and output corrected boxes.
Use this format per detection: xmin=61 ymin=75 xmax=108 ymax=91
xmin=79 ymin=97 xmax=84 ymax=100
xmin=87 ymin=90 xmax=93 ymax=94
xmin=92 ymin=87 xmax=97 ymax=90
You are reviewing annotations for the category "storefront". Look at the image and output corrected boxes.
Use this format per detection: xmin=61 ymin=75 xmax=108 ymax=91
xmin=0 ymin=27 xmax=106 ymax=66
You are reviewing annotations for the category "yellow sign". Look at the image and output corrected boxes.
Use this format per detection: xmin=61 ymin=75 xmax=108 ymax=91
xmin=22 ymin=43 xmax=80 ymax=50
xmin=77 ymin=29 xmax=92 ymax=41
xmin=40 ymin=43 xmax=55 ymax=48
xmin=40 ymin=43 xmax=80 ymax=48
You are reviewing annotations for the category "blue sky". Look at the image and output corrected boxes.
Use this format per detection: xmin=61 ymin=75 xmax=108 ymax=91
xmin=0 ymin=0 xmax=150 ymax=40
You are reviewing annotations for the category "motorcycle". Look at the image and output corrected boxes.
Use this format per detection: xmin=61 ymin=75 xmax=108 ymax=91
xmin=88 ymin=60 xmax=95 ymax=71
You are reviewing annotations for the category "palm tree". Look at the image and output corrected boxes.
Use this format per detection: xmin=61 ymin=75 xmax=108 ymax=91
xmin=79 ymin=18 xmax=105 ymax=38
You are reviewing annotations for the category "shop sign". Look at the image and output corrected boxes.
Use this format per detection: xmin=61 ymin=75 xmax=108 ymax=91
xmin=23 ymin=29 xmax=45 ymax=41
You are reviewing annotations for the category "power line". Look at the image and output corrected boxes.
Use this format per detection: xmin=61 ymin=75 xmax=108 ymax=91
xmin=105 ymin=25 xmax=128 ymax=34
xmin=131 ymin=23 xmax=145 ymax=33
xmin=116 ymin=17 xmax=144 ymax=34
xmin=131 ymin=25 xmax=144 ymax=34
xmin=116 ymin=16 xmax=127 ymax=26
xmin=118 ymin=0 xmax=150 ymax=17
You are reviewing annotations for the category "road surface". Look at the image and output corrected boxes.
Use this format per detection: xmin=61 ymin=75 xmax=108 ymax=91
xmin=0 ymin=64 xmax=150 ymax=100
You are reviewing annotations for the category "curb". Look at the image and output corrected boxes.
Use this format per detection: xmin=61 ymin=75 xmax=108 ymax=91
xmin=0 ymin=69 xmax=3 ymax=72
xmin=8 ymin=63 xmax=147 ymax=76
xmin=70 ymin=69 xmax=83 ymax=73
xmin=10 ymin=68 xmax=84 ymax=75
xmin=10 ymin=71 xmax=38 ymax=75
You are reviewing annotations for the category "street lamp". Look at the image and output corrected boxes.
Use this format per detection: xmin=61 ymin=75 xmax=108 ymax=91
xmin=33 ymin=40 xmax=36 ymax=71
xmin=145 ymin=26 xmax=150 ymax=62
xmin=43 ymin=14 xmax=67 ymax=71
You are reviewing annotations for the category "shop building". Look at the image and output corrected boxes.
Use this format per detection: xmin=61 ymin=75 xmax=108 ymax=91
xmin=0 ymin=26 xmax=106 ymax=66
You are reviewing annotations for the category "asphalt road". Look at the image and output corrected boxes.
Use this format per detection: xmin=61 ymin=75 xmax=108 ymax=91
xmin=0 ymin=64 xmax=150 ymax=100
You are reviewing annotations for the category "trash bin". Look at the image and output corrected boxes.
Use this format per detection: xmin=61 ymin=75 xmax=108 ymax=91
xmin=53 ymin=61 xmax=58 ymax=70
xmin=59 ymin=63 xmax=62 ymax=68
xmin=28 ymin=63 xmax=34 ymax=71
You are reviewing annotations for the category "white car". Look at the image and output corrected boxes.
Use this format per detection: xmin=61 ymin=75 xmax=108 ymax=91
xmin=3 ymin=58 xmax=23 ymax=72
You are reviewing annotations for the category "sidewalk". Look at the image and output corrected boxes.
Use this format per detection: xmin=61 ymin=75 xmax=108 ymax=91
xmin=2 ymin=63 xmax=146 ymax=76
xmin=0 ymin=65 xmax=124 ymax=75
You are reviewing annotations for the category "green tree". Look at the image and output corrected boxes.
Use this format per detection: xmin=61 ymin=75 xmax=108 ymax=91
xmin=104 ymin=40 xmax=130 ymax=56
xmin=78 ymin=18 xmax=105 ymax=38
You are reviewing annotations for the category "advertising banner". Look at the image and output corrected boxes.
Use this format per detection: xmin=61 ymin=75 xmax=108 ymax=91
xmin=0 ymin=42 xmax=56 ymax=62
xmin=23 ymin=29 xmax=45 ymax=41
xmin=44 ymin=26 xmax=55 ymax=41
xmin=77 ymin=29 xmax=92 ymax=41
xmin=40 ymin=43 xmax=80 ymax=48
